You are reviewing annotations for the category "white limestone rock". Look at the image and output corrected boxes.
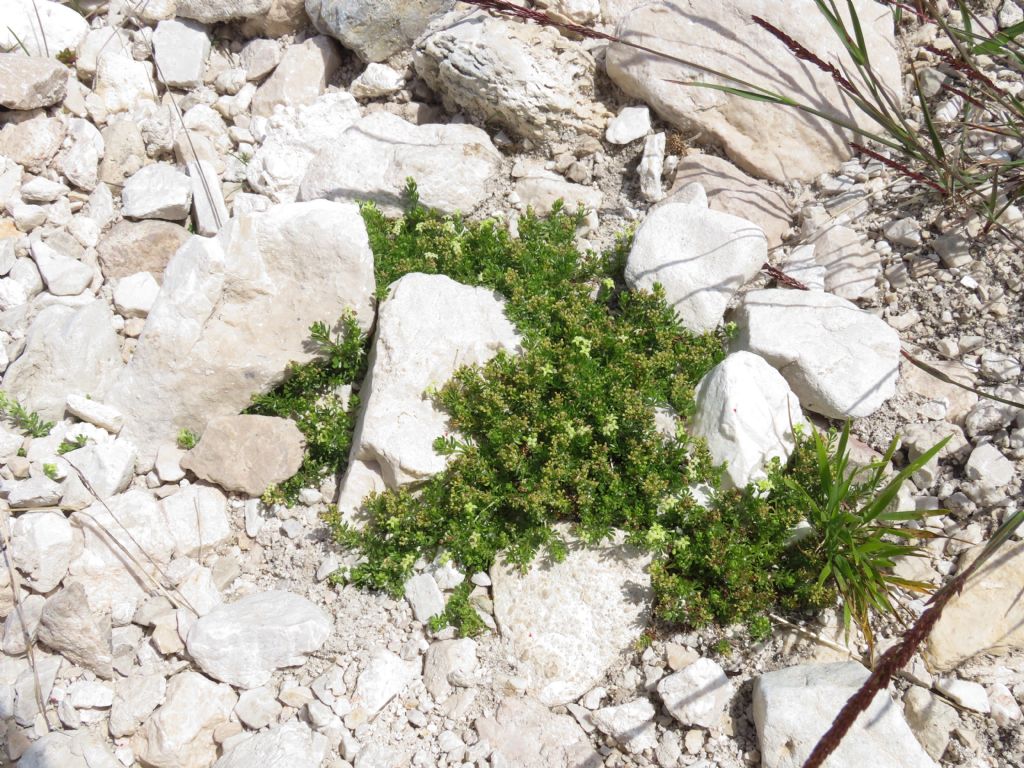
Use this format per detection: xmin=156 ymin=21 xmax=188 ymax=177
xmin=307 ymin=0 xmax=454 ymax=62
xmin=476 ymin=695 xmax=600 ymax=768
xmin=247 ymin=92 xmax=362 ymax=203
xmin=152 ymin=19 xmax=211 ymax=89
xmin=753 ymin=662 xmax=936 ymax=768
xmin=19 ymin=731 xmax=118 ymax=768
xmin=638 ymin=131 xmax=666 ymax=202
xmin=414 ymin=10 xmax=604 ymax=141
xmin=10 ymin=511 xmax=77 ymax=592
xmin=37 ymin=583 xmax=113 ymax=679
xmin=61 ymin=438 xmax=137 ymax=500
xmin=2 ymin=593 xmax=43 ymax=656
xmin=657 ymin=658 xmax=732 ymax=728
xmin=298 ymin=112 xmax=501 ymax=216
xmin=65 ymin=394 xmax=124 ymax=434
xmin=67 ymin=490 xmax=174 ymax=616
xmin=733 ymin=289 xmax=901 ymax=419
xmin=606 ymin=0 xmax=901 ymax=181
xmin=403 ymin=573 xmax=445 ymax=623
xmin=106 ymin=200 xmax=375 ymax=457
xmin=160 ymin=484 xmax=231 ymax=558
xmin=30 ymin=240 xmax=93 ymax=296
xmin=491 ymin=526 xmax=652 ymax=706
xmin=514 ymin=167 xmax=603 ymax=217
xmin=109 ymin=673 xmax=167 ymax=738
xmin=234 ymin=686 xmax=282 ymax=729
xmin=241 ymin=38 xmax=282 ymax=80
xmin=186 ymin=590 xmax=332 ymax=688
xmin=113 ymin=271 xmax=161 ymax=318
xmin=811 ymin=224 xmax=881 ymax=300
xmin=0 ymin=0 xmax=89 ymax=57
xmin=0 ymin=114 xmax=65 ymax=173
xmin=94 ymin=51 xmax=157 ymax=115
xmin=349 ymin=272 xmax=520 ymax=488
xmin=350 ymin=63 xmax=405 ymax=99
xmin=174 ymin=0 xmax=273 ymax=22
xmin=424 ymin=638 xmax=478 ymax=702
xmin=252 ymin=36 xmax=340 ymax=117
xmin=0 ymin=54 xmax=67 ymax=110
xmin=213 ymin=721 xmax=319 ymax=768
xmin=6 ymin=476 xmax=61 ymax=508
xmin=133 ymin=671 xmax=237 ymax=768
xmin=592 ymin=698 xmax=658 ymax=754
xmin=353 ymin=649 xmax=422 ymax=719
xmin=689 ymin=352 xmax=807 ymax=488
xmin=625 ymin=200 xmax=767 ymax=333
xmin=13 ymin=651 xmax=61 ymax=726
xmin=184 ymin=158 xmax=228 ymax=236
xmin=121 ymin=163 xmax=192 ymax=221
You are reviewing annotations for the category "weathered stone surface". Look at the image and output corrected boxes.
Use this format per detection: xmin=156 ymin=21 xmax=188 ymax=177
xmin=299 ymin=112 xmax=501 ymax=216
xmin=491 ymin=527 xmax=652 ymax=706
xmin=592 ymin=698 xmax=658 ymax=754
xmin=152 ymin=18 xmax=211 ymax=89
xmin=31 ymin=240 xmax=93 ymax=296
xmin=352 ymin=648 xmax=421 ymax=718
xmin=110 ymin=673 xmax=167 ymax=738
xmin=180 ymin=415 xmax=305 ymax=497
xmin=97 ymin=219 xmax=190 ymax=282
xmin=0 ymin=53 xmax=67 ymax=109
xmin=350 ymin=273 xmax=520 ymax=488
xmin=0 ymin=0 xmax=89 ymax=57
xmin=415 ymin=11 xmax=603 ymax=140
xmin=213 ymin=721 xmax=319 ymax=768
xmin=37 ymin=582 xmax=113 ymax=679
xmin=308 ymin=0 xmax=454 ymax=62
xmin=690 ymin=352 xmax=808 ymax=488
xmin=403 ymin=572 xmax=445 ymax=623
xmin=186 ymin=591 xmax=332 ymax=688
xmin=160 ymin=484 xmax=231 ymax=558
xmin=6 ymin=476 xmax=61 ymax=508
xmin=67 ymin=490 xmax=174 ymax=616
xmin=626 ymin=199 xmax=766 ymax=333
xmin=606 ymin=0 xmax=901 ymax=181
xmin=926 ymin=540 xmax=1024 ymax=671
xmin=99 ymin=120 xmax=146 ymax=187
xmin=252 ymin=36 xmax=340 ymax=117
xmin=514 ymin=167 xmax=603 ymax=217
xmin=754 ymin=662 xmax=936 ymax=768
xmin=811 ymin=224 xmax=881 ymax=300
xmin=175 ymin=0 xmax=273 ymax=22
xmin=424 ymin=638 xmax=478 ymax=702
xmin=658 ymin=658 xmax=732 ymax=728
xmin=133 ymin=671 xmax=237 ymax=768
xmin=10 ymin=511 xmax=77 ymax=592
xmin=242 ymin=0 xmax=309 ymax=36
xmin=0 ymin=115 xmax=65 ymax=173
xmin=903 ymin=686 xmax=958 ymax=761
xmin=247 ymin=92 xmax=361 ymax=203
xmin=113 ymin=271 xmax=161 ymax=318
xmin=121 ymin=163 xmax=192 ymax=221
xmin=94 ymin=51 xmax=156 ymax=115
xmin=61 ymin=438 xmax=137 ymax=500
xmin=350 ymin=62 xmax=405 ymax=99
xmin=66 ymin=394 xmax=124 ymax=434
xmin=899 ymin=356 xmax=977 ymax=426
xmin=19 ymin=731 xmax=118 ymax=768
xmin=106 ymin=200 xmax=375 ymax=457
xmin=733 ymin=289 xmax=901 ymax=418
xmin=4 ymin=300 xmax=122 ymax=421
xmin=669 ymin=154 xmax=792 ymax=249
xmin=475 ymin=695 xmax=601 ymax=768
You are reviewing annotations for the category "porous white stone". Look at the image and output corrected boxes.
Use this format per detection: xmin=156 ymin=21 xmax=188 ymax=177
xmin=350 ymin=63 xmax=405 ymax=99
xmin=423 ymin=638 xmax=478 ymax=702
xmin=625 ymin=200 xmax=767 ymax=332
xmin=592 ymin=698 xmax=658 ymax=754
xmin=689 ymin=352 xmax=808 ymax=488
xmin=174 ymin=0 xmax=273 ymax=22
xmin=491 ymin=526 xmax=652 ymax=706
xmin=658 ymin=658 xmax=732 ymax=728
xmin=753 ymin=662 xmax=936 ymax=768
xmin=733 ymin=289 xmax=901 ymax=418
xmin=186 ymin=591 xmax=332 ymax=688
xmin=298 ymin=112 xmax=501 ymax=216
xmin=349 ymin=273 xmax=520 ymax=488
xmin=10 ymin=511 xmax=76 ymax=592
xmin=0 ymin=54 xmax=67 ymax=109
xmin=353 ymin=649 xmax=422 ymax=718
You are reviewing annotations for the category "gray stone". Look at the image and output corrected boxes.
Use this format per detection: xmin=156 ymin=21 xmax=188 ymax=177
xmin=186 ymin=590 xmax=332 ymax=688
xmin=491 ymin=526 xmax=652 ymax=707
xmin=811 ymin=224 xmax=881 ymax=300
xmin=0 ymin=54 xmax=67 ymax=110
xmin=31 ymin=240 xmax=93 ymax=296
xmin=299 ymin=112 xmax=501 ymax=216
xmin=174 ymin=0 xmax=273 ymax=22
xmin=252 ymin=36 xmax=340 ymax=117
xmin=625 ymin=199 xmax=766 ymax=333
xmin=308 ymin=0 xmax=454 ymax=62
xmin=733 ymin=289 xmax=901 ymax=418
xmin=933 ymin=231 xmax=971 ymax=268
xmin=403 ymin=573 xmax=445 ymax=623
xmin=107 ymin=201 xmax=375 ymax=457
xmin=241 ymin=38 xmax=283 ymax=81
xmin=606 ymin=0 xmax=901 ymax=181
xmin=61 ymin=438 xmax=137 ymax=500
xmin=18 ymin=731 xmax=118 ymax=768
xmin=6 ymin=476 xmax=61 ymax=508
xmin=2 ymin=593 xmax=43 ymax=656
xmin=4 ymin=301 xmax=122 ymax=421
xmin=424 ymin=638 xmax=477 ymax=702
xmin=903 ymin=686 xmax=958 ymax=761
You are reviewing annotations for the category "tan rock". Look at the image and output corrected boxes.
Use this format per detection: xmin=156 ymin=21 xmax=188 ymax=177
xmin=251 ymin=36 xmax=340 ymax=118
xmin=669 ymin=154 xmax=792 ymax=248
xmin=181 ymin=415 xmax=305 ymax=497
xmin=36 ymin=583 xmax=113 ymax=679
xmin=0 ymin=54 xmax=68 ymax=110
xmin=97 ymin=220 xmax=190 ymax=282
xmin=899 ymin=356 xmax=978 ymax=426
xmin=926 ymin=540 xmax=1024 ymax=671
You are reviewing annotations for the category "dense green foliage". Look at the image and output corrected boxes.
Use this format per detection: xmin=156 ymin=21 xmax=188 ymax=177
xmin=248 ymin=313 xmax=367 ymax=506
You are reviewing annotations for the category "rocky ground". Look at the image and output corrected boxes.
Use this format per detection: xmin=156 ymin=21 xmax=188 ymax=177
xmin=0 ymin=0 xmax=1022 ymax=767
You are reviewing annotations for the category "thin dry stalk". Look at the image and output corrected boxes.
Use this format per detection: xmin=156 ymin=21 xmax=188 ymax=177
xmin=750 ymin=15 xmax=856 ymax=93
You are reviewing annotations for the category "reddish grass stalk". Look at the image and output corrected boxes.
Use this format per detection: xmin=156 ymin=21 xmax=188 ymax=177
xmin=750 ymin=15 xmax=856 ymax=94
xmin=924 ymin=44 xmax=1001 ymax=93
xmin=851 ymin=142 xmax=949 ymax=195
xmin=460 ymin=0 xmax=616 ymax=41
